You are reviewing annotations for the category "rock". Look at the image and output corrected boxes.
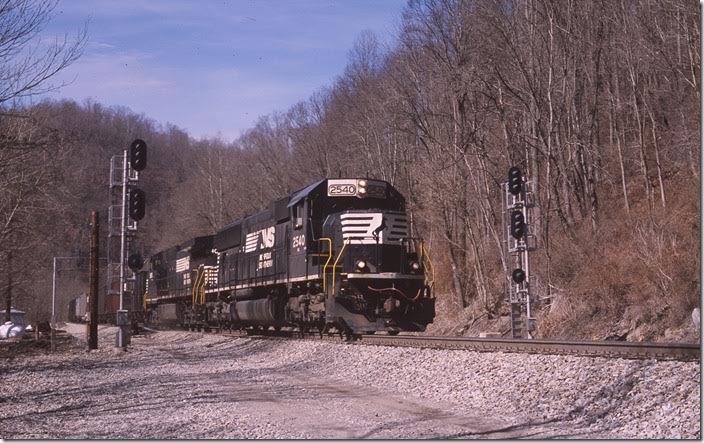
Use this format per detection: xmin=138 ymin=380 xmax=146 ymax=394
xmin=0 ymin=326 xmax=699 ymax=439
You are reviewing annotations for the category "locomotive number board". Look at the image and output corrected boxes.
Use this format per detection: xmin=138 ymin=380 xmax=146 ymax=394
xmin=327 ymin=179 xmax=387 ymax=198
xmin=328 ymin=179 xmax=357 ymax=196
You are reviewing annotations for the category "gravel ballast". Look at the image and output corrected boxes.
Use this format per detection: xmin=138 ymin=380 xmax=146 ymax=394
xmin=0 ymin=325 xmax=699 ymax=439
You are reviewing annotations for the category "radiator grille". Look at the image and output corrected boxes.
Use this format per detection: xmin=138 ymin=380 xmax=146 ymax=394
xmin=340 ymin=212 xmax=408 ymax=244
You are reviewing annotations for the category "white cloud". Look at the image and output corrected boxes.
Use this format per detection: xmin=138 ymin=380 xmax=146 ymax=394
xmin=41 ymin=0 xmax=407 ymax=142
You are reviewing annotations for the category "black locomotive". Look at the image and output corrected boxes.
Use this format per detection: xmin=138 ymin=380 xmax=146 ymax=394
xmin=144 ymin=178 xmax=435 ymax=336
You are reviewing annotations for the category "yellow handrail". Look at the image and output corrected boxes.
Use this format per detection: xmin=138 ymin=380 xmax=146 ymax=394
xmin=319 ymin=238 xmax=332 ymax=293
xmin=190 ymin=270 xmax=196 ymax=304
xmin=331 ymin=239 xmax=349 ymax=294
xmin=420 ymin=242 xmax=435 ymax=289
xmin=191 ymin=267 xmax=204 ymax=305
xmin=199 ymin=270 xmax=207 ymax=304
xmin=191 ymin=271 xmax=196 ymax=305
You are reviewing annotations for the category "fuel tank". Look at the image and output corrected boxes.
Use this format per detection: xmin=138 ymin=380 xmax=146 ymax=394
xmin=230 ymin=298 xmax=284 ymax=326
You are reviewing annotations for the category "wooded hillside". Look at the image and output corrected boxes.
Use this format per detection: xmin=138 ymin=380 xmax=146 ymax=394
xmin=2 ymin=0 xmax=700 ymax=341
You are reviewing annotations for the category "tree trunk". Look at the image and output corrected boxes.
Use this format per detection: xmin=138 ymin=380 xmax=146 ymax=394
xmin=647 ymin=104 xmax=667 ymax=209
xmin=681 ymin=110 xmax=698 ymax=178
xmin=633 ymin=93 xmax=653 ymax=209
xmin=448 ymin=239 xmax=466 ymax=308
xmin=609 ymin=80 xmax=630 ymax=213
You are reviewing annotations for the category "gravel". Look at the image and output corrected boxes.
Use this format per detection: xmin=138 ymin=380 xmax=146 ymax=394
xmin=0 ymin=325 xmax=699 ymax=439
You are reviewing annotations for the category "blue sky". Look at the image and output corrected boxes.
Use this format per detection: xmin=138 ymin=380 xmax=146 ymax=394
xmin=40 ymin=0 xmax=407 ymax=141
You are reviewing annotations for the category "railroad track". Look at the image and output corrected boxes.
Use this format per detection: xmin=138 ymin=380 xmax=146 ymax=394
xmin=148 ymin=325 xmax=700 ymax=361
xmin=358 ymin=334 xmax=701 ymax=361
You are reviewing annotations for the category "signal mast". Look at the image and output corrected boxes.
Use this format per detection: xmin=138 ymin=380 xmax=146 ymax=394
xmin=108 ymin=139 xmax=147 ymax=348
xmin=503 ymin=167 xmax=538 ymax=338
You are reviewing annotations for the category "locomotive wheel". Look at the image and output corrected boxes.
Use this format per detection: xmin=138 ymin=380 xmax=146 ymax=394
xmin=343 ymin=328 xmax=354 ymax=341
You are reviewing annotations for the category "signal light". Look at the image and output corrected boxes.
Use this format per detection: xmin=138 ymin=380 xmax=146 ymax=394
xmin=129 ymin=188 xmax=146 ymax=221
xmin=130 ymin=139 xmax=147 ymax=172
xmin=510 ymin=210 xmax=525 ymax=239
xmin=128 ymin=253 xmax=144 ymax=272
xmin=508 ymin=166 xmax=522 ymax=196
xmin=512 ymin=268 xmax=526 ymax=284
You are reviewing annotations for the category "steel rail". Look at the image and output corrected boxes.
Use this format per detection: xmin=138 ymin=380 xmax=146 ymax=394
xmin=171 ymin=325 xmax=700 ymax=361
xmin=358 ymin=334 xmax=701 ymax=361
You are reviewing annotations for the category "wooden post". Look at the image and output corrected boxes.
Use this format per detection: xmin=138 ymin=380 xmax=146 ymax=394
xmin=88 ymin=211 xmax=100 ymax=350
xmin=5 ymin=251 xmax=11 ymax=324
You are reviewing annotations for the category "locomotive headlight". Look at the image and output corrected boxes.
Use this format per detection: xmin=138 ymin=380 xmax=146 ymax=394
xmin=356 ymin=260 xmax=367 ymax=271
xmin=358 ymin=180 xmax=367 ymax=196
xmin=410 ymin=261 xmax=420 ymax=272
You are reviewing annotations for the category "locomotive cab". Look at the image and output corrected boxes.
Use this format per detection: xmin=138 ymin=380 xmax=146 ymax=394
xmin=305 ymin=179 xmax=435 ymax=335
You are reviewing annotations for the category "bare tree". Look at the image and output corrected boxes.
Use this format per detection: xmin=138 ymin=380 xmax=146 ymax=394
xmin=0 ymin=0 xmax=86 ymax=255
xmin=0 ymin=0 xmax=86 ymax=105
xmin=0 ymin=0 xmax=83 ymax=319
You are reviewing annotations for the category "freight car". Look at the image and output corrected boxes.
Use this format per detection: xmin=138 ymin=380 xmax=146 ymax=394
xmin=145 ymin=178 xmax=435 ymax=337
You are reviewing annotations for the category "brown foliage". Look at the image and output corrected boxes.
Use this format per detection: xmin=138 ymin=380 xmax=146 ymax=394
xmin=4 ymin=1 xmax=699 ymax=339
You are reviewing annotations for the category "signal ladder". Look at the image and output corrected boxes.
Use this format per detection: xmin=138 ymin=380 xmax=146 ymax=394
xmin=502 ymin=167 xmax=539 ymax=339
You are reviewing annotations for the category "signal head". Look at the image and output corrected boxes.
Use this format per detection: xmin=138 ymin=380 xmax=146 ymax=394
xmin=130 ymin=139 xmax=147 ymax=172
xmin=510 ymin=210 xmax=525 ymax=239
xmin=508 ymin=166 xmax=522 ymax=196
xmin=128 ymin=253 xmax=144 ymax=272
xmin=129 ymin=188 xmax=146 ymax=221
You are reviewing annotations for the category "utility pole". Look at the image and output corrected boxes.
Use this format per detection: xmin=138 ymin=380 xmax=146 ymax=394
xmin=5 ymin=251 xmax=10 ymax=323
xmin=51 ymin=255 xmax=107 ymax=351
xmin=51 ymin=256 xmax=56 ymax=351
xmin=88 ymin=211 xmax=100 ymax=350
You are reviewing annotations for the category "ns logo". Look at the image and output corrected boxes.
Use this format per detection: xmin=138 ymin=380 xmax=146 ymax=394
xmin=245 ymin=226 xmax=275 ymax=253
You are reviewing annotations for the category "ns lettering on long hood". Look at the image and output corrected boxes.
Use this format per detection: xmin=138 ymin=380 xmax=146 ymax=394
xmin=245 ymin=226 xmax=275 ymax=252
